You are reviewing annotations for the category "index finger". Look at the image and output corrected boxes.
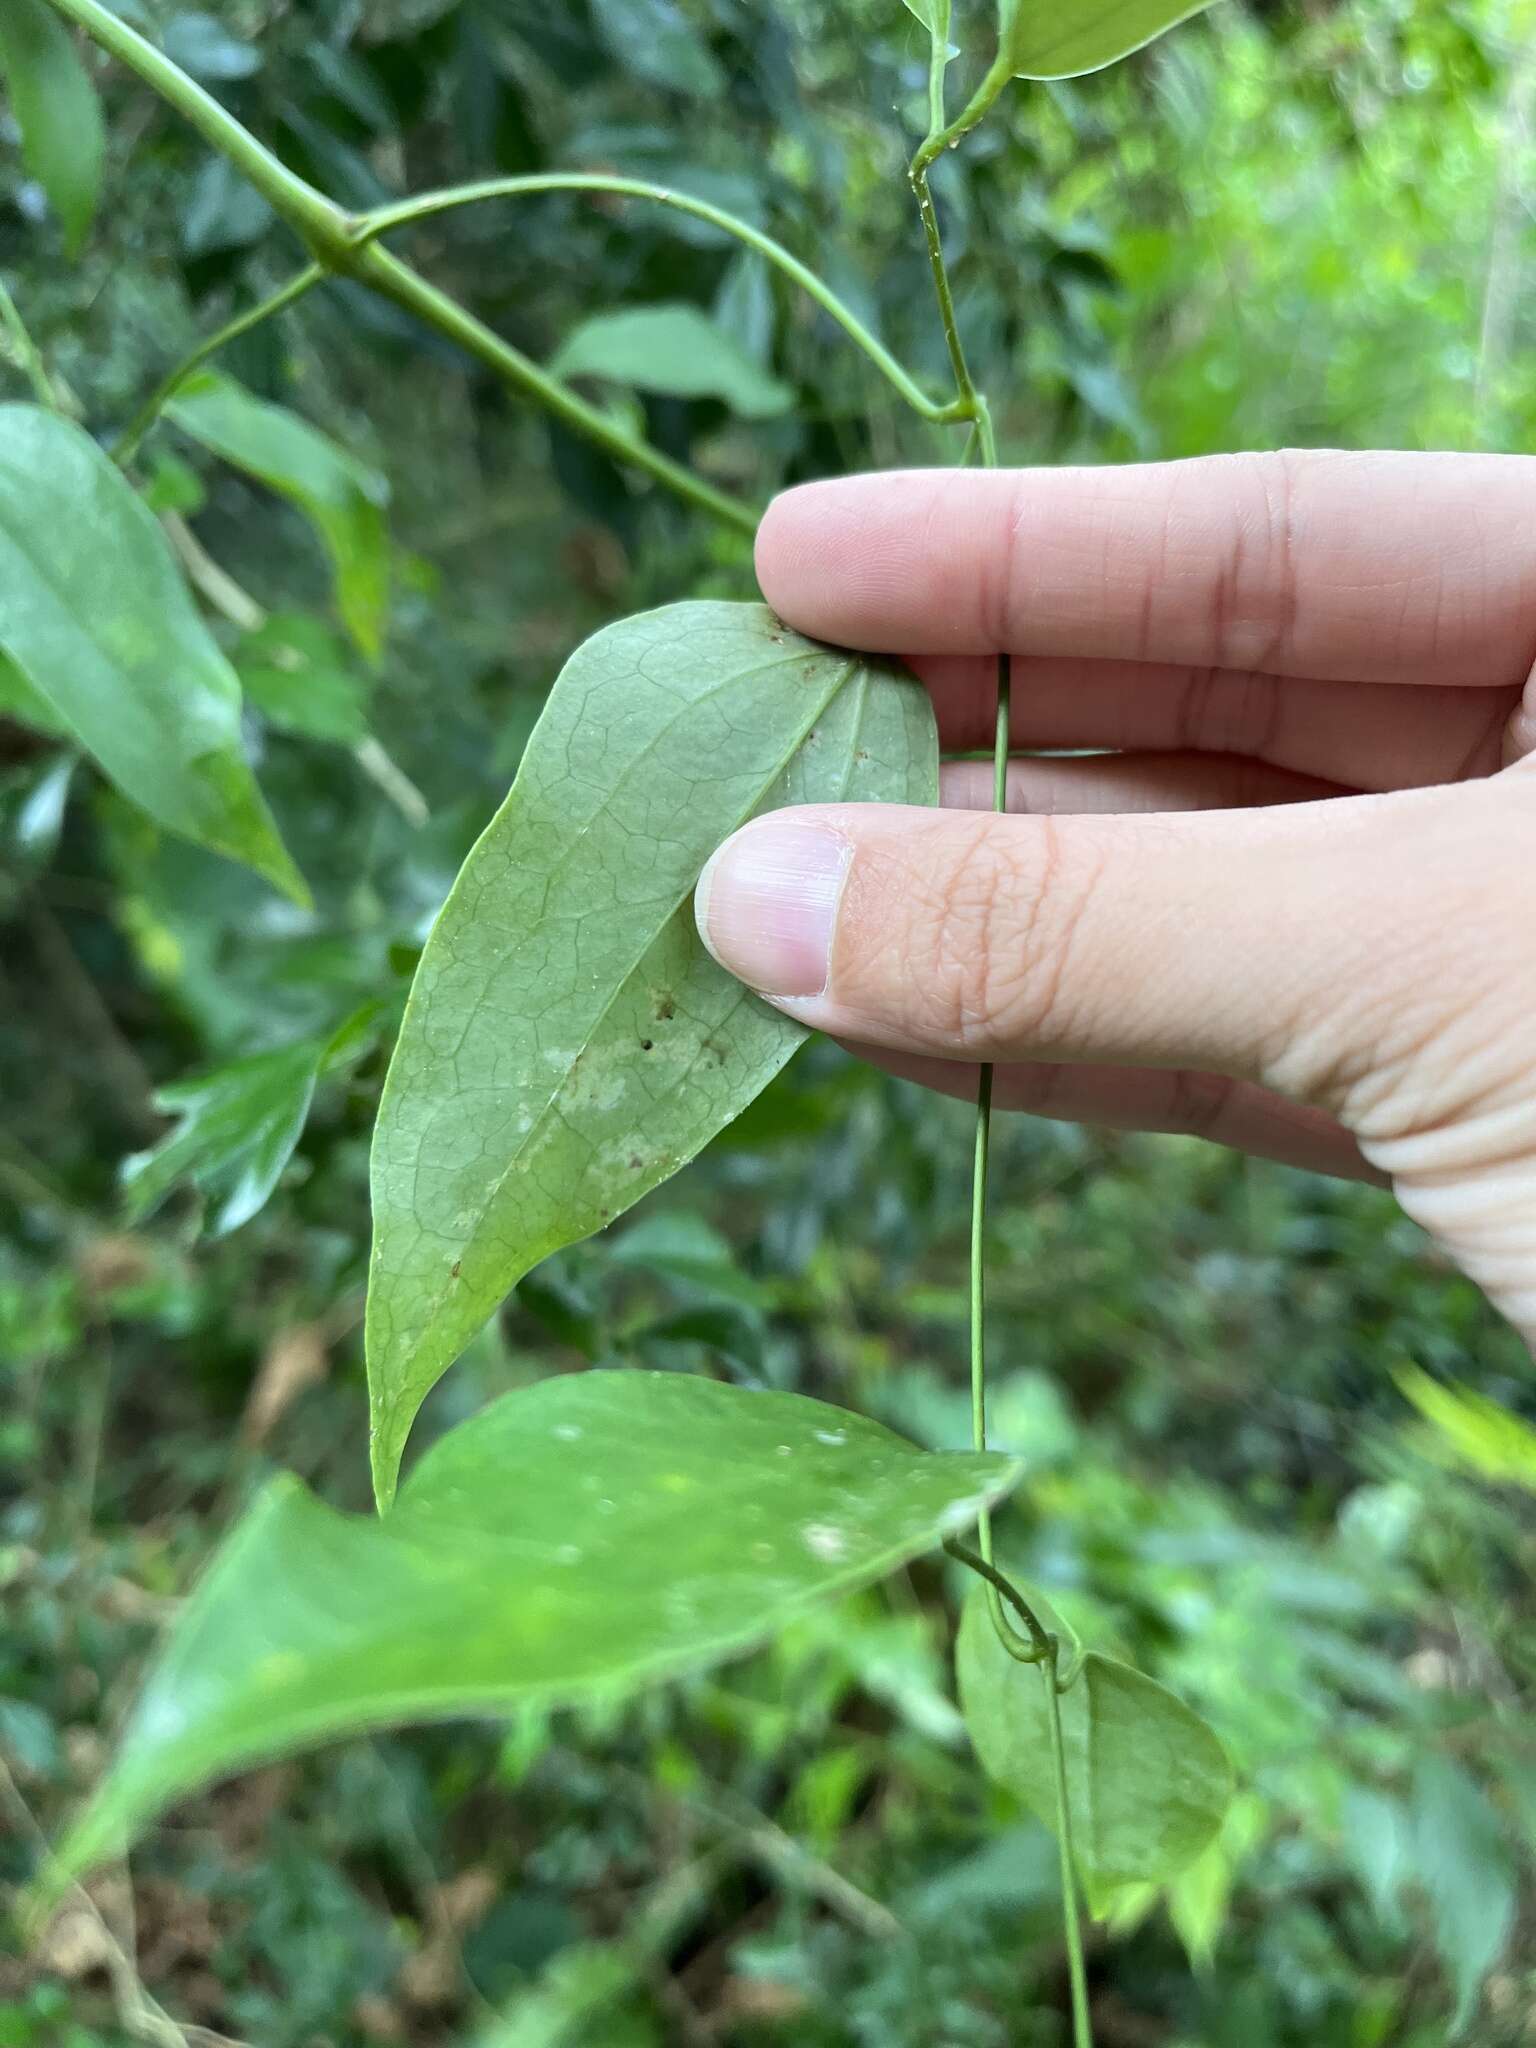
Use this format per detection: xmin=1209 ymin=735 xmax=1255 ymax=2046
xmin=755 ymin=453 xmax=1536 ymax=688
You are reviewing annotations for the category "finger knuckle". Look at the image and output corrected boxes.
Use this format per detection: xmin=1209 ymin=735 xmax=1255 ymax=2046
xmin=920 ymin=820 xmax=1099 ymax=1053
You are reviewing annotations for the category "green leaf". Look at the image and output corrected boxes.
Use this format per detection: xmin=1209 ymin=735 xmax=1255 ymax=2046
xmin=51 ymin=1371 xmax=1021 ymax=1888
xmin=166 ymin=373 xmax=391 ymax=661
xmin=235 ymin=613 xmax=373 ymax=746
xmin=0 ymin=0 xmax=106 ymax=256
xmin=552 ymin=307 xmax=794 ymax=420
xmin=366 ymin=601 xmax=937 ymax=1504
xmin=957 ymin=1589 xmax=1232 ymax=1902
xmin=160 ymin=11 xmax=263 ymax=81
xmin=902 ymin=0 xmax=952 ymax=36
xmin=1410 ymin=1757 xmax=1515 ymax=2033
xmin=594 ymin=0 xmax=726 ymax=98
xmin=0 ymin=405 xmax=306 ymax=903
xmin=1395 ymin=1365 xmax=1536 ymax=1493
xmin=122 ymin=1007 xmax=379 ymax=1237
xmin=998 ymin=0 xmax=1218 ymax=79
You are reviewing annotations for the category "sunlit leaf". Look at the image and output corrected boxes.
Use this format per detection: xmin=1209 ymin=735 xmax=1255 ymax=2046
xmin=1395 ymin=1365 xmax=1536 ymax=1493
xmin=957 ymin=1589 xmax=1231 ymax=1904
xmin=167 ymin=372 xmax=391 ymax=661
xmin=51 ymin=1372 xmax=1021 ymax=1889
xmin=122 ymin=1004 xmax=381 ymax=1237
xmin=0 ymin=405 xmax=306 ymax=902
xmin=366 ymin=601 xmax=937 ymax=1504
xmin=999 ymin=0 xmax=1218 ymax=79
xmin=0 ymin=0 xmax=106 ymax=256
xmin=552 ymin=306 xmax=793 ymax=419
xmin=1411 ymin=1757 xmax=1516 ymax=2033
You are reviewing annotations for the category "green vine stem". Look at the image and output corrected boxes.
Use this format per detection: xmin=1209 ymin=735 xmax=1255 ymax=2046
xmin=43 ymin=0 xmax=756 ymax=535
xmin=351 ymin=177 xmax=966 ymax=428
xmin=916 ymin=34 xmax=1095 ymax=2048
xmin=113 ymin=263 xmax=325 ymax=467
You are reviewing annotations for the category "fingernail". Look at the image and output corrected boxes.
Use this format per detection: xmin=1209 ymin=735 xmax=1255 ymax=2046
xmin=694 ymin=816 xmax=851 ymax=998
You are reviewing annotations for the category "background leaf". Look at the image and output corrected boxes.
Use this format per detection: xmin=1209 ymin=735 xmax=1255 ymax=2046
xmin=957 ymin=1588 xmax=1232 ymax=1902
xmin=1395 ymin=1365 xmax=1536 ymax=1492
xmin=552 ymin=306 xmax=794 ymax=419
xmin=167 ymin=372 xmax=391 ymax=661
xmin=593 ymin=0 xmax=726 ymax=98
xmin=0 ymin=405 xmax=305 ymax=902
xmin=366 ymin=601 xmax=937 ymax=1503
xmin=0 ymin=0 xmax=106 ymax=256
xmin=999 ymin=0 xmax=1219 ymax=79
xmin=235 ymin=612 xmax=374 ymax=745
xmin=52 ymin=1372 xmax=1022 ymax=1888
xmin=1410 ymin=1756 xmax=1516 ymax=2032
xmin=122 ymin=1004 xmax=381 ymax=1237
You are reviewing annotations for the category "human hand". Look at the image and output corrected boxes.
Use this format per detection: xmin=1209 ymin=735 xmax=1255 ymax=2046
xmin=693 ymin=453 xmax=1536 ymax=1352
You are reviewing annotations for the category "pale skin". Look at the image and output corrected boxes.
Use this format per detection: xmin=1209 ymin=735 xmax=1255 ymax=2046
xmin=693 ymin=451 xmax=1536 ymax=1355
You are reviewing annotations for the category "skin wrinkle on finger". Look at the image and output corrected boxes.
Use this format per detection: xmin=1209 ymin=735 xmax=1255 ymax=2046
xmin=755 ymin=452 xmax=1536 ymax=686
xmin=772 ymin=798 xmax=1379 ymax=1083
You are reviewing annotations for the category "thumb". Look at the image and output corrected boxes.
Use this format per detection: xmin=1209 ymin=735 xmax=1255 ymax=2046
xmin=691 ymin=790 xmax=1475 ymax=1121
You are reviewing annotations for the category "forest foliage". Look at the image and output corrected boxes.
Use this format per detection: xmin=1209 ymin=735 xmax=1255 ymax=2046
xmin=2 ymin=1 xmax=1535 ymax=2043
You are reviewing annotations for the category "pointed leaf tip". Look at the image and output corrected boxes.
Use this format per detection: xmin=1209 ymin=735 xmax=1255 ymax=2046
xmin=55 ymin=1373 xmax=1021 ymax=1883
xmin=364 ymin=600 xmax=938 ymax=1503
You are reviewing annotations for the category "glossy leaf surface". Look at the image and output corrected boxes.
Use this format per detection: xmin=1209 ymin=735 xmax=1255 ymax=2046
xmin=552 ymin=306 xmax=793 ymax=419
xmin=0 ymin=406 xmax=305 ymax=901
xmin=167 ymin=372 xmax=391 ymax=660
xmin=0 ymin=0 xmax=106 ymax=255
xmin=999 ymin=0 xmax=1217 ymax=78
xmin=54 ymin=1372 xmax=1021 ymax=1886
xmin=957 ymin=1589 xmax=1231 ymax=1902
xmin=366 ymin=601 xmax=937 ymax=1502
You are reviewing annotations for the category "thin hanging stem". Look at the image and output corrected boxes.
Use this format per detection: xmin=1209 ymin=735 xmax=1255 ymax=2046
xmin=914 ymin=35 xmax=1094 ymax=2048
xmin=1044 ymin=1663 xmax=1093 ymax=2048
xmin=114 ymin=264 xmax=325 ymax=466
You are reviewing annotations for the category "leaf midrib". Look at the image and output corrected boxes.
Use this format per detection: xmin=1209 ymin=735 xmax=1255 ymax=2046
xmin=372 ymin=637 xmax=860 ymax=1376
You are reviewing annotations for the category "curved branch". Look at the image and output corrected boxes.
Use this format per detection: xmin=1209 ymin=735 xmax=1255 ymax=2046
xmin=42 ymin=0 xmax=758 ymax=534
xmin=351 ymin=175 xmax=965 ymax=427
xmin=114 ymin=264 xmax=325 ymax=466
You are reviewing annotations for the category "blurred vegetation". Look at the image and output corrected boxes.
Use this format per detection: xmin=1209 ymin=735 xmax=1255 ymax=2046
xmin=2 ymin=0 xmax=1536 ymax=2042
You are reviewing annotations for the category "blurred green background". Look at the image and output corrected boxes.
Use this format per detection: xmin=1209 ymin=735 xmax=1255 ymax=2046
xmin=3 ymin=0 xmax=1536 ymax=2041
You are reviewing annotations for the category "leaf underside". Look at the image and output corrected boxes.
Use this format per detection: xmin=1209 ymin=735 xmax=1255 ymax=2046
xmin=956 ymin=1588 xmax=1233 ymax=1906
xmin=1001 ymin=0 xmax=1219 ymax=79
xmin=365 ymin=601 xmax=938 ymax=1504
xmin=53 ymin=1372 xmax=1022 ymax=1890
